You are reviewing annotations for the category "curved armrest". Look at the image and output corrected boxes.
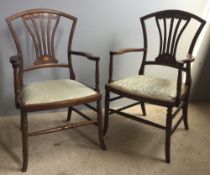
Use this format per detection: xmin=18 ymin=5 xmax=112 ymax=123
xmin=69 ymin=50 xmax=100 ymax=92
xmin=108 ymin=48 xmax=145 ymax=82
xmin=177 ymin=54 xmax=195 ymax=64
xmin=110 ymin=48 xmax=146 ymax=55
xmin=69 ymin=51 xmax=99 ymax=61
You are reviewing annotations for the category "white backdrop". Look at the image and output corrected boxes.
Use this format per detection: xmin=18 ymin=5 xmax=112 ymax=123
xmin=0 ymin=0 xmax=208 ymax=115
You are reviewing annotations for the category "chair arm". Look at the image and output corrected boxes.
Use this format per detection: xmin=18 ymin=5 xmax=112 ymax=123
xmin=108 ymin=48 xmax=145 ymax=82
xmin=10 ymin=54 xmax=21 ymax=67
xmin=110 ymin=48 xmax=146 ymax=55
xmin=69 ymin=50 xmax=100 ymax=92
xmin=177 ymin=54 xmax=195 ymax=64
xmin=69 ymin=50 xmax=99 ymax=61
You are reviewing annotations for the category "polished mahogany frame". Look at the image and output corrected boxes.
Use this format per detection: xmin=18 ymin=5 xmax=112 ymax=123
xmin=104 ymin=10 xmax=205 ymax=163
xmin=6 ymin=9 xmax=106 ymax=172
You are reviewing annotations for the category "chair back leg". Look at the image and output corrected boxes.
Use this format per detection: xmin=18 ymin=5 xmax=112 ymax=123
xmin=140 ymin=102 xmax=146 ymax=116
xmin=67 ymin=107 xmax=73 ymax=122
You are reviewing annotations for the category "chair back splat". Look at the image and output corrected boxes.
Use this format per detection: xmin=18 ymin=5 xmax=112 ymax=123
xmin=6 ymin=9 xmax=77 ymax=82
xmin=139 ymin=10 xmax=205 ymax=72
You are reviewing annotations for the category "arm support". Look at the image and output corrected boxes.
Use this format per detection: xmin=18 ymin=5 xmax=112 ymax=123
xmin=175 ymin=54 xmax=195 ymax=104
xmin=69 ymin=50 xmax=100 ymax=92
xmin=109 ymin=48 xmax=145 ymax=83
xmin=9 ymin=54 xmax=22 ymax=108
xmin=10 ymin=54 xmax=21 ymax=66
xmin=176 ymin=64 xmax=183 ymax=104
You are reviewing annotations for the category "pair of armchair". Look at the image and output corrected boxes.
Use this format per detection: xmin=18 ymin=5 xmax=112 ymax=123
xmin=6 ymin=9 xmax=205 ymax=171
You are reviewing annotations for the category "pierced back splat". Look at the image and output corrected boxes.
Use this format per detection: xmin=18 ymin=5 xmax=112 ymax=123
xmin=6 ymin=9 xmax=77 ymax=70
xmin=155 ymin=12 xmax=190 ymax=66
xmin=6 ymin=9 xmax=77 ymax=86
xmin=140 ymin=10 xmax=205 ymax=69
xmin=22 ymin=13 xmax=60 ymax=65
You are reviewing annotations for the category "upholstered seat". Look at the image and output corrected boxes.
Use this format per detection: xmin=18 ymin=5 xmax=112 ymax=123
xmin=108 ymin=75 xmax=187 ymax=102
xmin=22 ymin=79 xmax=97 ymax=105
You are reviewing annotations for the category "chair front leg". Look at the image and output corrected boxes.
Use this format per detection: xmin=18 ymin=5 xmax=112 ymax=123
xmin=21 ymin=110 xmax=28 ymax=172
xmin=165 ymin=107 xmax=172 ymax=163
xmin=66 ymin=107 xmax=73 ymax=122
xmin=182 ymin=99 xmax=189 ymax=130
xmin=140 ymin=102 xmax=146 ymax=116
xmin=103 ymin=90 xmax=110 ymax=135
xmin=97 ymin=100 xmax=107 ymax=150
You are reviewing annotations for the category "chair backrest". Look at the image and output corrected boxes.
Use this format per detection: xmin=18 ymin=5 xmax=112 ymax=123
xmin=6 ymin=9 xmax=77 ymax=83
xmin=139 ymin=10 xmax=206 ymax=73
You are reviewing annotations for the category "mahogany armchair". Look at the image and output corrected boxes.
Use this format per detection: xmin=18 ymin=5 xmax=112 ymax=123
xmin=6 ymin=9 xmax=106 ymax=172
xmin=104 ymin=10 xmax=205 ymax=162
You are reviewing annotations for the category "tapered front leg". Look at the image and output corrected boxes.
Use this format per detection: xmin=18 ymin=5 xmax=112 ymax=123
xmin=103 ymin=90 xmax=110 ymax=135
xmin=97 ymin=100 xmax=107 ymax=150
xmin=183 ymin=100 xmax=189 ymax=130
xmin=21 ymin=110 xmax=28 ymax=172
xmin=165 ymin=107 xmax=172 ymax=163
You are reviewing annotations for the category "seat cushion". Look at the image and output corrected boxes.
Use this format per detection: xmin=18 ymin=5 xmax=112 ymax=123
xmin=22 ymin=79 xmax=97 ymax=105
xmin=108 ymin=75 xmax=187 ymax=102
